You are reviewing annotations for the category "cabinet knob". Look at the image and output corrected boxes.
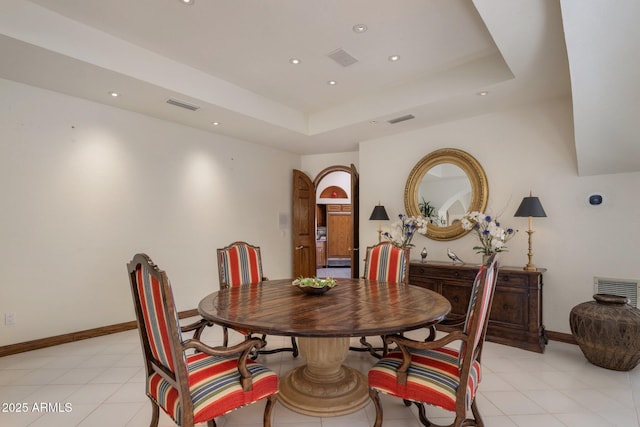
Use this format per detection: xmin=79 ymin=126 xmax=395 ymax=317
xmin=295 ymin=245 xmax=304 ymax=250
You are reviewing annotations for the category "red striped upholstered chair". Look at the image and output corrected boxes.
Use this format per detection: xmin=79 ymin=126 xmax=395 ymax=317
xmin=351 ymin=242 xmax=410 ymax=358
xmin=363 ymin=241 xmax=409 ymax=285
xmin=127 ymin=253 xmax=279 ymax=427
xmin=217 ymin=241 xmax=298 ymax=357
xmin=367 ymin=253 xmax=499 ymax=427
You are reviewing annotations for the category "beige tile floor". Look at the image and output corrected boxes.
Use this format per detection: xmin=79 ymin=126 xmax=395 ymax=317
xmin=1 ymin=322 xmax=640 ymax=427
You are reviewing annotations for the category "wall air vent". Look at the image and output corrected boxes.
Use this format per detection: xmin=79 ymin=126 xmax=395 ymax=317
xmin=166 ymin=98 xmax=200 ymax=111
xmin=594 ymin=276 xmax=640 ymax=307
xmin=387 ymin=114 xmax=415 ymax=124
xmin=327 ymin=48 xmax=358 ymax=67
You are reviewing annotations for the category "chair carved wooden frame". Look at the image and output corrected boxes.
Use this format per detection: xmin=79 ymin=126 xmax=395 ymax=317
xmin=350 ymin=241 xmax=410 ymax=358
xmin=368 ymin=254 xmax=499 ymax=427
xmin=127 ymin=253 xmax=279 ymax=427
xmin=217 ymin=241 xmax=299 ymax=358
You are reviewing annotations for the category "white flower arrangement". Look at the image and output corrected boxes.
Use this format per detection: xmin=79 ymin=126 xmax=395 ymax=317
xmin=461 ymin=211 xmax=516 ymax=255
xmin=382 ymin=214 xmax=429 ymax=249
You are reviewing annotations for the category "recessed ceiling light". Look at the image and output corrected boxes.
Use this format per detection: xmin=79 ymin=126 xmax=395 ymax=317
xmin=211 ymin=121 xmax=220 ymax=126
xmin=388 ymin=55 xmax=400 ymax=62
xmin=478 ymin=91 xmax=489 ymax=96
xmin=289 ymin=58 xmax=301 ymax=65
xmin=108 ymin=91 xmax=119 ymax=97
xmin=180 ymin=0 xmax=194 ymax=5
xmin=327 ymin=80 xmax=337 ymax=86
xmin=353 ymin=24 xmax=368 ymax=33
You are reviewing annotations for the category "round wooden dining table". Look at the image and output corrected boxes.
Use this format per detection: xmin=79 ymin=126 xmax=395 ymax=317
xmin=198 ymin=278 xmax=451 ymax=417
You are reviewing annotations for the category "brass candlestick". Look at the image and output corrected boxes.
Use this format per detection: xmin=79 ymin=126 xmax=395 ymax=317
xmin=514 ymin=192 xmax=547 ymax=272
xmin=524 ymin=227 xmax=536 ymax=271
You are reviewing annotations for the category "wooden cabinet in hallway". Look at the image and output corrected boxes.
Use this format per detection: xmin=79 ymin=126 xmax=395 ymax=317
xmin=327 ymin=204 xmax=352 ymax=259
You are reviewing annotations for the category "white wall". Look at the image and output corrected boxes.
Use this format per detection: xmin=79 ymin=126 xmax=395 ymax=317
xmin=300 ymin=153 xmax=359 ymax=180
xmin=0 ymin=79 xmax=300 ymax=345
xmin=359 ymin=96 xmax=640 ymax=334
xmin=3 ymin=79 xmax=638 ymax=346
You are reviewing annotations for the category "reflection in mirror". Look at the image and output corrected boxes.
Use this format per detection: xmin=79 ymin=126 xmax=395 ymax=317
xmin=404 ymin=148 xmax=488 ymax=241
xmin=419 ymin=164 xmax=471 ymax=226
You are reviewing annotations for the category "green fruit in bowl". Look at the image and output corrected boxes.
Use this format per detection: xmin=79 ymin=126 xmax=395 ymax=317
xmin=293 ymin=277 xmax=337 ymax=288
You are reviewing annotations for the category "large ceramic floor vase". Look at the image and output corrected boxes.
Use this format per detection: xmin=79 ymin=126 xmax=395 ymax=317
xmin=569 ymin=293 xmax=640 ymax=371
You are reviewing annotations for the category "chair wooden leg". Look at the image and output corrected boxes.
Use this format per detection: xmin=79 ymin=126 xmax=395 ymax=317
xmin=192 ymin=321 xmax=212 ymax=341
xmin=470 ymin=399 xmax=483 ymax=427
xmin=149 ymin=400 xmax=160 ymax=427
xmin=413 ymin=401 xmax=433 ymax=427
xmin=369 ymin=388 xmax=383 ymax=427
xmin=263 ymin=394 xmax=277 ymax=427
xmin=223 ymin=327 xmax=229 ymax=347
xmin=411 ymin=400 xmax=476 ymax=427
xmin=424 ymin=325 xmax=437 ymax=342
xmin=206 ymin=419 xmax=216 ymax=427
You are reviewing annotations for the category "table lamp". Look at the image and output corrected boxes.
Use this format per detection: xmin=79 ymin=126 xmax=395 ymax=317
xmin=514 ymin=192 xmax=547 ymax=271
xmin=369 ymin=204 xmax=389 ymax=242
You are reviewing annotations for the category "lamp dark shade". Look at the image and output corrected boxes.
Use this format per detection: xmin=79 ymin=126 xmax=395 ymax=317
xmin=514 ymin=196 xmax=547 ymax=218
xmin=369 ymin=205 xmax=389 ymax=221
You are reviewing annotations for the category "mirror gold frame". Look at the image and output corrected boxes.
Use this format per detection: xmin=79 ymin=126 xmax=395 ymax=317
xmin=404 ymin=148 xmax=488 ymax=241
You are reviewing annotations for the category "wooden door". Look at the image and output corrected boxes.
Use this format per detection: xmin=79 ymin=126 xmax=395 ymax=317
xmin=292 ymin=169 xmax=316 ymax=278
xmin=350 ymin=163 xmax=360 ymax=278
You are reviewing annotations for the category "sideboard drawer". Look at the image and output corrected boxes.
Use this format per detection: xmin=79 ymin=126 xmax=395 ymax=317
xmin=409 ymin=264 xmax=477 ymax=282
xmin=496 ymin=272 xmax=529 ymax=288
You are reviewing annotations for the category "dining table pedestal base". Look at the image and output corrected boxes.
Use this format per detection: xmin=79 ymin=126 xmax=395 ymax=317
xmin=278 ymin=336 xmax=369 ymax=416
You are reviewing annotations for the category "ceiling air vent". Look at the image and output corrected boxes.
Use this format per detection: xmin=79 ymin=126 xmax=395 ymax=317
xmin=387 ymin=114 xmax=415 ymax=124
xmin=166 ymin=98 xmax=200 ymax=111
xmin=327 ymin=48 xmax=359 ymax=67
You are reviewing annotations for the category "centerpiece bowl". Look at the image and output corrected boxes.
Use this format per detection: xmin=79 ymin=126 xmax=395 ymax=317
xmin=292 ymin=277 xmax=337 ymax=295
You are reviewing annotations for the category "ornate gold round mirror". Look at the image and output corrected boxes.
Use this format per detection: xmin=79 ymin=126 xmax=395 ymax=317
xmin=404 ymin=148 xmax=488 ymax=241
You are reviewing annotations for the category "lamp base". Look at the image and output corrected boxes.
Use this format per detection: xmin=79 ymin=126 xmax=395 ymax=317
xmin=523 ymin=229 xmax=536 ymax=272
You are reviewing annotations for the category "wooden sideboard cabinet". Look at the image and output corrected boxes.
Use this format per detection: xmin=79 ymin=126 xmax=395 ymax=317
xmin=409 ymin=261 xmax=547 ymax=353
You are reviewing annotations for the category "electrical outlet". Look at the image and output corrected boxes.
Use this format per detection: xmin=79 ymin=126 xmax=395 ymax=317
xmin=5 ymin=312 xmax=16 ymax=326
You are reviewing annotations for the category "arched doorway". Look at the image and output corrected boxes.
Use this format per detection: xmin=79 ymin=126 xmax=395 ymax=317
xmin=314 ymin=166 xmax=358 ymax=278
xmin=291 ymin=165 xmax=359 ymax=279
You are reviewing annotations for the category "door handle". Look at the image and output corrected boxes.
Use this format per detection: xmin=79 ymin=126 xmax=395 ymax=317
xmin=295 ymin=245 xmax=304 ymax=250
